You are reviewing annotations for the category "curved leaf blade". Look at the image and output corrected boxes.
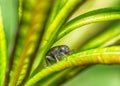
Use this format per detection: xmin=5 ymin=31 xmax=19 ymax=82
xmin=80 ymin=22 xmax=120 ymax=50
xmin=25 ymin=46 xmax=120 ymax=86
xmin=100 ymin=35 xmax=120 ymax=47
xmin=57 ymin=7 xmax=120 ymax=40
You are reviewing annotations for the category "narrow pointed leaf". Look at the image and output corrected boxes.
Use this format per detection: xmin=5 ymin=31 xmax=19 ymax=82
xmin=57 ymin=7 xmax=120 ymax=40
xmin=9 ymin=0 xmax=51 ymax=86
xmin=80 ymin=22 xmax=120 ymax=50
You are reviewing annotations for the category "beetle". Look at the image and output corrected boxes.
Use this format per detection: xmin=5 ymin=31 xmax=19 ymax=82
xmin=45 ymin=45 xmax=70 ymax=66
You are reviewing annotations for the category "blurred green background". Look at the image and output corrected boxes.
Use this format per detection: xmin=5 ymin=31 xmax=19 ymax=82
xmin=64 ymin=65 xmax=120 ymax=86
xmin=0 ymin=0 xmax=120 ymax=86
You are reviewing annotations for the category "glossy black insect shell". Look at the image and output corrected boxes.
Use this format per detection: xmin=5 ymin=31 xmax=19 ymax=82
xmin=46 ymin=45 xmax=70 ymax=65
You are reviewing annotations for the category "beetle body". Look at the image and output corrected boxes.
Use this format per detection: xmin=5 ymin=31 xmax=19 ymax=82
xmin=46 ymin=45 xmax=70 ymax=65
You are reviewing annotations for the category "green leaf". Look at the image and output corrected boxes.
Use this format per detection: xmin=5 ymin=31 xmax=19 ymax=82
xmin=9 ymin=0 xmax=51 ymax=86
xmin=46 ymin=0 xmax=68 ymax=27
xmin=0 ymin=11 xmax=7 ymax=86
xmin=25 ymin=46 xmax=120 ymax=86
xmin=80 ymin=22 xmax=120 ymax=50
xmin=101 ymin=35 xmax=120 ymax=47
xmin=57 ymin=7 xmax=120 ymax=41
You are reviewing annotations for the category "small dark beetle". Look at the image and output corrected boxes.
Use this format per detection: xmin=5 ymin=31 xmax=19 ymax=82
xmin=45 ymin=45 xmax=70 ymax=65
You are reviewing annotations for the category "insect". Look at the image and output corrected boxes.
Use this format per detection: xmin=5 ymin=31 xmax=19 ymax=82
xmin=45 ymin=45 xmax=70 ymax=66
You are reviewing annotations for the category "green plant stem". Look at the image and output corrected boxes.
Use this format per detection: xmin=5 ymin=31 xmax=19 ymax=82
xmin=56 ymin=7 xmax=120 ymax=41
xmin=25 ymin=46 xmax=120 ymax=86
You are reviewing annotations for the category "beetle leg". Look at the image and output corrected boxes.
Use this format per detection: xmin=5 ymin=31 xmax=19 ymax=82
xmin=60 ymin=52 xmax=68 ymax=60
xmin=45 ymin=57 xmax=51 ymax=67
xmin=54 ymin=55 xmax=59 ymax=63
